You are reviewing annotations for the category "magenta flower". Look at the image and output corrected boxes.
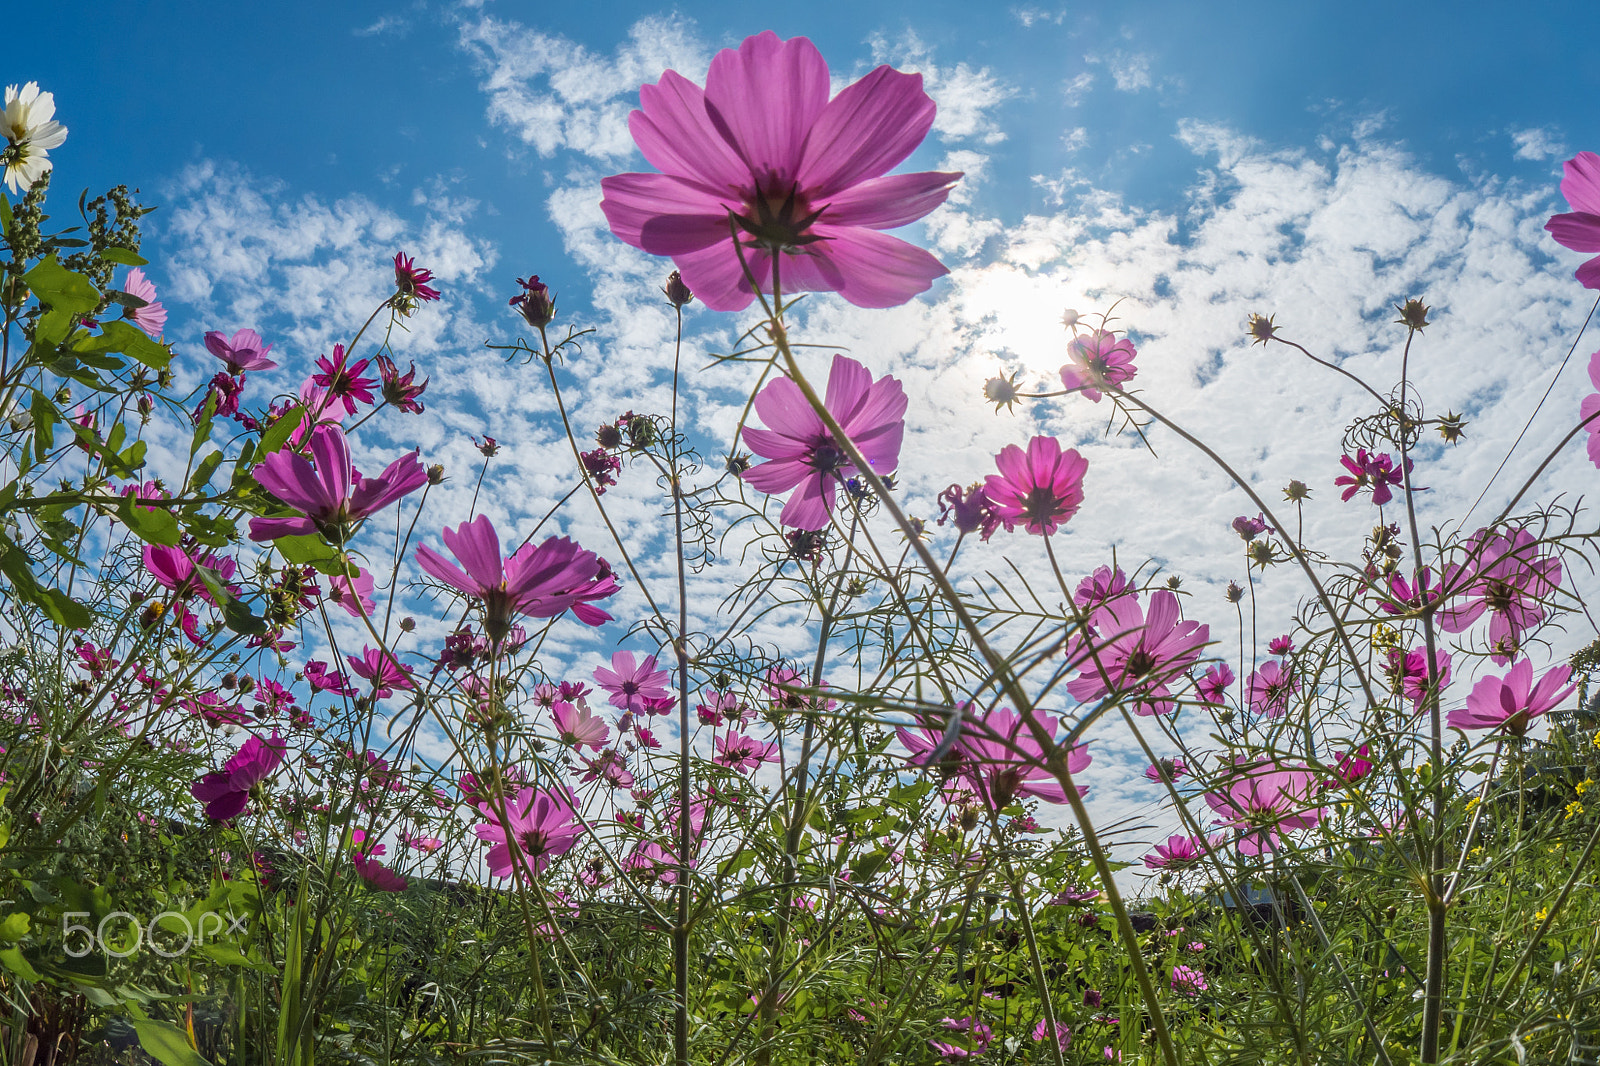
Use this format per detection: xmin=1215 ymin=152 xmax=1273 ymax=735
xmin=1142 ymin=834 xmax=1216 ymax=870
xmin=1378 ymin=567 xmax=1443 ymax=614
xmin=142 ymin=544 xmax=236 ymax=603
xmin=600 ymin=31 xmax=961 ymax=311
xmin=1582 ymin=351 xmax=1600 ymax=467
xmin=1075 ymin=565 xmax=1133 ymax=610
xmin=741 ymin=354 xmax=906 ymax=530
xmin=1032 ymin=1020 xmax=1071 ymax=1052
xmin=119 ymin=268 xmax=166 ymax=338
xmin=1335 ymin=449 xmax=1408 ymax=506
xmin=551 ymin=700 xmax=610 ymax=752
xmin=953 ymin=705 xmax=1091 ymax=809
xmin=250 ymin=424 xmax=426 ymax=542
xmin=714 ymin=731 xmax=780 ymax=773
xmin=984 ymin=436 xmax=1088 ymax=536
xmin=191 ymin=731 xmax=286 ymax=822
xmin=1231 ymin=513 xmax=1273 ymax=540
xmin=593 ymin=651 xmax=671 ymax=714
xmin=352 ymin=849 xmax=408 ymax=892
xmin=1438 ymin=527 xmax=1562 ymax=662
xmin=304 ymin=660 xmax=354 ymax=696
xmin=936 ymin=482 xmax=1000 ymax=540
xmin=1171 ymin=965 xmax=1209 ymax=996
xmin=1197 ymin=663 xmax=1234 ymax=704
xmin=204 ymin=328 xmax=276 ymax=374
xmin=312 ymin=345 xmax=377 ymax=415
xmin=375 ymin=355 xmax=428 ymax=414
xmin=393 ymin=251 xmax=440 ymax=303
xmin=1204 ymin=760 xmax=1324 ymax=855
xmin=475 ymin=785 xmax=583 ymax=881
xmin=1544 ymin=151 xmax=1600 ymax=290
xmin=346 ymin=646 xmax=413 ymax=700
xmin=1066 ymin=589 xmax=1209 ymax=716
xmin=1144 ymin=757 xmax=1189 ymax=783
xmin=1447 ymin=659 xmax=1575 ymax=737
xmin=1059 ymin=329 xmax=1138 ymax=401
xmin=415 ymin=515 xmax=618 ymax=639
xmin=1245 ymin=660 xmax=1299 ymax=718
xmin=1386 ymin=646 xmax=1452 ymax=711
xmin=328 ymin=567 xmax=376 ymax=618
xmin=1267 ymin=634 xmax=1294 ymax=656
xmin=1334 ymin=745 xmax=1374 ymax=784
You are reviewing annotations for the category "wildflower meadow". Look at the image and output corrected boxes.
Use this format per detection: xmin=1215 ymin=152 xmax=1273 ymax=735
xmin=4 ymin=21 xmax=1600 ymax=1066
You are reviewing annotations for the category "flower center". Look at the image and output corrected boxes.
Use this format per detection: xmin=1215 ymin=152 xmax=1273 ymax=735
xmin=519 ymin=828 xmax=550 ymax=857
xmin=1021 ymin=487 xmax=1063 ymax=522
xmin=1125 ymin=647 xmax=1159 ymax=678
xmin=808 ymin=439 xmax=848 ymax=477
xmin=733 ymin=182 xmax=828 ymax=250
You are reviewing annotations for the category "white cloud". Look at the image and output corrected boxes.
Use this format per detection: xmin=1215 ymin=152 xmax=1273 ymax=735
xmin=1511 ymin=126 xmax=1567 ymax=162
xmin=1062 ymin=71 xmax=1095 ymax=106
xmin=1012 ymin=5 xmax=1067 ymax=26
xmin=1107 ymin=51 xmax=1152 ymax=92
xmin=866 ymin=31 xmax=1014 ymax=146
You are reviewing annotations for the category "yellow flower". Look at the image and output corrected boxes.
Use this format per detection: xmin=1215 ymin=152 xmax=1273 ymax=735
xmin=1535 ymin=908 xmax=1549 ymax=922
xmin=1465 ymin=796 xmax=1480 ymax=812
xmin=1566 ymin=801 xmax=1584 ymax=820
xmin=1576 ymin=779 xmax=1593 ymax=796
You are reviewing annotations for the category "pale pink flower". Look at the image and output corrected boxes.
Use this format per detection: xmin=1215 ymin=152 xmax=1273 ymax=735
xmin=1143 ymin=833 xmax=1217 ymax=870
xmin=714 ymin=731 xmax=779 ymax=773
xmin=1144 ymin=757 xmax=1189 ymax=783
xmin=1059 ymin=329 xmax=1137 ymax=401
xmin=1448 ymin=659 xmax=1575 ymax=737
xmin=953 ymin=705 xmax=1091 ymax=808
xmin=741 ymin=354 xmax=906 ymax=530
xmin=1245 ymin=660 xmax=1300 ymax=718
xmin=1171 ymin=964 xmax=1208 ymax=996
xmin=250 ymin=424 xmax=425 ymax=541
xmin=984 ymin=436 xmax=1088 ymax=536
xmin=1204 ymin=760 xmax=1324 ymax=855
xmin=328 ymin=567 xmax=376 ymax=618
xmin=204 ymin=328 xmax=276 ymax=373
xmin=593 ymin=651 xmax=671 ymax=714
xmin=1197 ymin=663 xmax=1234 ymax=704
xmin=552 ymin=700 xmax=610 ymax=752
xmin=1438 ymin=527 xmax=1562 ymax=663
xmin=119 ymin=268 xmax=167 ymax=338
xmin=1067 ymin=589 xmax=1209 ymax=716
xmin=1075 ymin=565 xmax=1133 ymax=610
xmin=1544 ymin=151 xmax=1600 ymax=290
xmin=475 ymin=786 xmax=583 ymax=881
xmin=600 ymin=32 xmax=961 ymax=311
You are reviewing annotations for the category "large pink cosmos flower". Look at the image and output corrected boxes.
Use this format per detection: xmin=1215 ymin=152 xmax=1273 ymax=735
xmin=1580 ymin=350 xmax=1600 ymax=468
xmin=1447 ymin=659 xmax=1575 ymax=737
xmin=714 ymin=731 xmax=780 ymax=773
xmin=1066 ymin=589 xmax=1209 ymax=716
xmin=1204 ymin=760 xmax=1324 ymax=855
xmin=1143 ymin=833 xmax=1218 ymax=870
xmin=593 ymin=651 xmax=672 ymax=714
xmin=600 ymin=32 xmax=961 ymax=311
xmin=415 ymin=515 xmax=618 ymax=639
xmin=191 ymin=731 xmax=286 ymax=822
xmin=984 ymin=436 xmax=1088 ymax=536
xmin=953 ymin=705 xmax=1091 ymax=809
xmin=1544 ymin=151 xmax=1600 ymax=290
xmin=1245 ymin=660 xmax=1300 ymax=718
xmin=474 ymin=785 xmax=583 ymax=881
xmin=1437 ymin=527 xmax=1562 ymax=663
xmin=205 ymin=328 xmax=276 ymax=374
xmin=1059 ymin=330 xmax=1138 ymax=402
xmin=250 ymin=424 xmax=426 ymax=542
xmin=551 ymin=700 xmax=609 ymax=752
xmin=742 ymin=354 xmax=906 ymax=529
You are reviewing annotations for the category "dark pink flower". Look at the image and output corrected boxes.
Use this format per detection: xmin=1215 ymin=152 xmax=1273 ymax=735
xmin=741 ymin=354 xmax=906 ymax=530
xmin=984 ymin=436 xmax=1088 ymax=537
xmin=1245 ymin=660 xmax=1299 ymax=718
xmin=510 ymin=275 xmax=556 ymax=329
xmin=1267 ymin=634 xmax=1294 ymax=656
xmin=714 ymin=731 xmax=779 ymax=773
xmin=1231 ymin=513 xmax=1273 ymax=540
xmin=312 ymin=345 xmax=377 ymax=415
xmin=1171 ymin=965 xmax=1208 ymax=996
xmin=1203 ymin=760 xmax=1324 ymax=855
xmin=352 ymin=850 xmax=408 ymax=892
xmin=1385 ymin=646 xmax=1452 ymax=711
xmin=1544 ymin=151 xmax=1600 ymax=290
xmin=249 ymin=424 xmax=426 ymax=541
xmin=1334 ymin=745 xmax=1373 ymax=784
xmin=1059 ymin=329 xmax=1137 ymax=401
xmin=304 ymin=660 xmax=354 ymax=696
xmin=119 ymin=268 xmax=166 ymax=337
xmin=1066 ymin=589 xmax=1209 ymax=716
xmin=393 ymin=251 xmax=440 ymax=302
xmin=600 ymin=31 xmax=961 ymax=311
xmin=1074 ymin=565 xmax=1133 ymax=610
xmin=475 ymin=785 xmax=582 ymax=881
xmin=1335 ymin=449 xmax=1409 ymax=506
xmin=375 ymin=355 xmax=428 ymax=414
xmin=936 ymin=482 xmax=999 ymax=540
xmin=415 ymin=515 xmax=617 ymax=639
xmin=1378 ymin=567 xmax=1443 ymax=614
xmin=953 ymin=705 xmax=1091 ymax=809
xmin=346 ymin=646 xmax=413 ymax=700
xmin=593 ymin=651 xmax=671 ymax=714
xmin=1448 ymin=659 xmax=1575 ymax=737
xmin=1438 ymin=527 xmax=1562 ymax=663
xmin=191 ymin=731 xmax=286 ymax=821
xmin=581 ymin=448 xmax=622 ymax=494
xmin=1197 ymin=663 xmax=1234 ymax=704
xmin=204 ymin=328 xmax=276 ymax=374
xmin=1144 ymin=757 xmax=1188 ymax=783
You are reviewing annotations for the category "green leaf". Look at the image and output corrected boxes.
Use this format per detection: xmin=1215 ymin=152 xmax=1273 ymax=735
xmin=258 ymin=407 xmax=303 ymax=455
xmin=29 ymin=391 xmax=56 ymax=459
xmin=23 ymin=255 xmax=101 ymax=316
xmin=194 ymin=942 xmax=269 ymax=971
xmin=270 ymin=533 xmax=339 ymax=566
xmin=100 ymin=246 xmax=148 ymax=267
xmin=222 ymin=598 xmax=268 ymax=637
xmin=35 ymin=306 xmax=77 ymax=348
xmin=79 ymin=319 xmax=171 ymax=370
xmin=188 ymin=450 xmax=224 ymax=493
xmin=132 ymin=1018 xmax=212 ymax=1066
xmin=0 ymin=913 xmax=30 ymax=943
xmin=0 ymin=947 xmax=39 ymax=981
xmin=116 ymin=495 xmax=180 ymax=546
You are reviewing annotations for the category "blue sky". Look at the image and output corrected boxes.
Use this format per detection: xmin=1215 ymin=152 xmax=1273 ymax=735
xmin=10 ymin=1 xmax=1600 ymax=870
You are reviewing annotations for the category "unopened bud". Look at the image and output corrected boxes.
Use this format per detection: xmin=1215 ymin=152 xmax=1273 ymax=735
xmin=427 ymin=463 xmax=445 ymax=485
xmin=1395 ymin=298 xmax=1430 ymax=332
xmin=510 ymin=275 xmax=555 ymax=329
xmin=662 ymin=270 xmax=693 ymax=308
xmin=1246 ymin=312 xmax=1278 ymax=346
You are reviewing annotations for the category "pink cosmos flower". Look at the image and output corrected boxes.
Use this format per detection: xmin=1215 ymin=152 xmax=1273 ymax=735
xmin=1334 ymin=745 xmax=1374 ymax=784
xmin=1245 ymin=660 xmax=1300 ymax=718
xmin=1059 ymin=329 xmax=1138 ymax=401
xmin=399 ymin=832 xmax=443 ymax=853
xmin=1386 ymin=646 xmax=1452 ymax=711
xmin=1066 ymin=589 xmax=1209 ymax=715
xmin=929 ymin=1017 xmax=993 ymax=1059
xmin=1544 ymin=151 xmax=1600 ymax=290
xmin=714 ymin=731 xmax=780 ymax=773
xmin=1581 ymin=350 xmax=1600 ymax=467
xmin=1447 ymin=659 xmax=1575 ymax=737
xmin=936 ymin=482 xmax=999 ymax=540
xmin=1075 ymin=565 xmax=1133 ymax=610
xmin=119 ymin=268 xmax=166 ymax=338
xmin=346 ymin=646 xmax=413 ymax=700
xmin=1171 ymin=964 xmax=1208 ymax=996
xmin=1438 ymin=527 xmax=1562 ymax=663
xmin=312 ymin=345 xmax=377 ymax=415
xmin=984 ymin=436 xmax=1088 ymax=536
xmin=741 ymin=354 xmax=906 ymax=530
xmin=1231 ymin=513 xmax=1272 ymax=540
xmin=142 ymin=544 xmax=237 ymax=604
xmin=552 ymin=700 xmax=610 ymax=752
xmin=581 ymin=749 xmax=636 ymax=790
xmin=1144 ymin=757 xmax=1189 ymax=783
xmin=352 ymin=848 xmax=408 ymax=892
xmin=1379 ymin=567 xmax=1443 ymax=614
xmin=1197 ymin=663 xmax=1234 ymax=704
xmin=1335 ymin=449 xmax=1408 ymax=506
xmin=475 ymin=786 xmax=583 ymax=881
xmin=600 ymin=31 xmax=961 ymax=311
xmin=191 ymin=731 xmax=286 ymax=822
xmin=204 ymin=328 xmax=276 ymax=374
xmin=375 ymin=355 xmax=428 ymax=414
xmin=1033 ymin=1020 xmax=1071 ymax=1051
xmin=953 ymin=705 xmax=1091 ymax=809
xmin=1143 ymin=834 xmax=1217 ymax=870
xmin=415 ymin=514 xmax=618 ymax=639
xmin=393 ymin=251 xmax=440 ymax=303
xmin=304 ymin=660 xmax=355 ymax=696
xmin=1204 ymin=760 xmax=1324 ymax=855
xmin=594 ymin=652 xmax=671 ymax=714
xmin=249 ymin=424 xmax=426 ymax=542
xmin=1267 ymin=634 xmax=1294 ymax=656
xmin=328 ymin=567 xmax=376 ymax=618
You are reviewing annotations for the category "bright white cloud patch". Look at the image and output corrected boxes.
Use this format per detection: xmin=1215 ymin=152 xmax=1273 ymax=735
xmin=1511 ymin=126 xmax=1567 ymax=162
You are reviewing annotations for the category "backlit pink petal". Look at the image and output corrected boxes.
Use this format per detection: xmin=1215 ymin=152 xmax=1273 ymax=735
xmin=632 ymin=70 xmax=748 ymax=187
xmin=1561 ymin=151 xmax=1600 ymax=215
xmin=1578 ymin=257 xmax=1600 ymax=290
xmin=1545 ymin=213 xmax=1600 ymax=252
xmin=750 ymin=375 xmax=824 ymax=441
xmin=441 ymin=515 xmax=506 ymax=592
xmin=824 ymin=171 xmax=964 ymax=229
xmin=702 ymin=31 xmax=829 ymax=180
xmin=668 ymin=239 xmax=770 ymax=312
xmin=599 ymin=172 xmax=730 ymax=255
xmin=798 ymin=66 xmax=937 ymax=195
xmin=802 ymin=226 xmax=951 ymax=308
xmin=308 ymin=423 xmax=353 ymax=507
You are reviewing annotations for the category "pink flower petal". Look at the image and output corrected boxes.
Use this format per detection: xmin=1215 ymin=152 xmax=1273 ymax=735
xmin=798 ymin=66 xmax=938 ymax=196
xmin=1562 ymin=151 xmax=1600 ymax=215
xmin=600 ymin=173 xmax=731 ymax=255
xmin=702 ymin=31 xmax=830 ymax=182
xmin=1545 ymin=212 xmax=1600 ymax=253
xmin=632 ymin=70 xmax=749 ymax=189
xmin=803 ymin=226 xmax=951 ymax=308
xmin=824 ymin=171 xmax=964 ymax=229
